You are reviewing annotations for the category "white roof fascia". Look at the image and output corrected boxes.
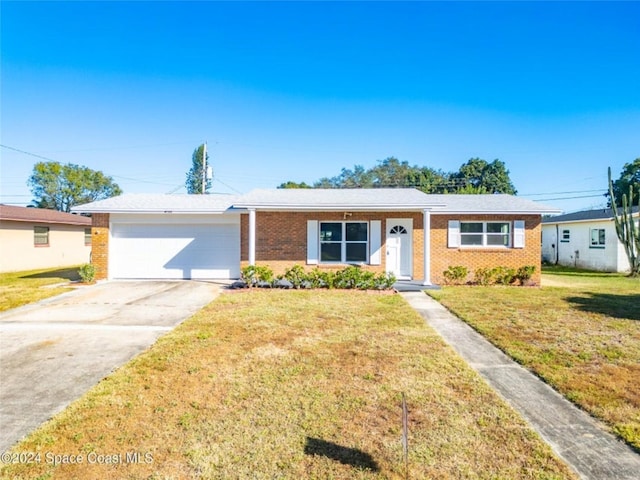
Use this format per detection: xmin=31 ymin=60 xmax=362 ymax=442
xmin=434 ymin=209 xmax=562 ymax=215
xmin=235 ymin=203 xmax=447 ymax=212
xmin=71 ymin=207 xmax=240 ymax=215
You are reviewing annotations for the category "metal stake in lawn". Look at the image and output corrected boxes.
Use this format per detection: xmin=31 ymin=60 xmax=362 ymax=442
xmin=402 ymin=392 xmax=409 ymax=479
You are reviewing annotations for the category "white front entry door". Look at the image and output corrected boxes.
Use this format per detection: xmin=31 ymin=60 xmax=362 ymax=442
xmin=386 ymin=218 xmax=412 ymax=279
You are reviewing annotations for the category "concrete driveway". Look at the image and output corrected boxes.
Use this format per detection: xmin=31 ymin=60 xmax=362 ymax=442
xmin=0 ymin=281 xmax=221 ymax=452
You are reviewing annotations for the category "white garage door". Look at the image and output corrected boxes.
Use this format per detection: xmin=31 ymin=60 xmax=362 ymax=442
xmin=110 ymin=221 xmax=240 ymax=279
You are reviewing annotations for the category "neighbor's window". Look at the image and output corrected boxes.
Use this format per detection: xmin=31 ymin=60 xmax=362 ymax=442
xmin=460 ymin=222 xmax=510 ymax=247
xmin=320 ymin=222 xmax=368 ymax=263
xmin=561 ymin=229 xmax=570 ymax=242
xmin=34 ymin=226 xmax=49 ymax=246
xmin=590 ymin=228 xmax=605 ymax=247
xmin=84 ymin=228 xmax=92 ymax=246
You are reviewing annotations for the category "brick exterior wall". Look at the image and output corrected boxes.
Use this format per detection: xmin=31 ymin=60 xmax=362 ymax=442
xmin=241 ymin=211 xmax=542 ymax=285
xmin=430 ymin=214 xmax=542 ymax=285
xmin=94 ymin=210 xmax=541 ymax=284
xmin=91 ymin=213 xmax=110 ymax=280
xmin=241 ymin=211 xmax=426 ymax=278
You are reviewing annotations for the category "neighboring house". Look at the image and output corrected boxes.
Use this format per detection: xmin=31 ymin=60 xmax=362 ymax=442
xmin=542 ymin=206 xmax=640 ymax=273
xmin=0 ymin=205 xmax=92 ymax=273
xmin=71 ymin=189 xmax=559 ymax=285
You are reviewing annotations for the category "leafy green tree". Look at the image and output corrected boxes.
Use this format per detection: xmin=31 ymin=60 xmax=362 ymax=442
xmin=452 ymin=158 xmax=517 ymax=194
xmin=369 ymin=157 xmax=415 ymax=187
xmin=315 ymin=165 xmax=374 ymax=189
xmin=407 ymin=166 xmax=451 ymax=193
xmin=607 ymin=159 xmax=640 ymax=207
xmin=278 ymin=181 xmax=312 ymax=189
xmin=608 ymin=167 xmax=640 ymax=276
xmin=28 ymin=161 xmax=122 ymax=212
xmin=279 ymin=156 xmax=517 ymax=194
xmin=185 ymin=144 xmax=211 ymax=194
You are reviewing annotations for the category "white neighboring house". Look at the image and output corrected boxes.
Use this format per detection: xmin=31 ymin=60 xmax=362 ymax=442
xmin=542 ymin=207 xmax=640 ymax=273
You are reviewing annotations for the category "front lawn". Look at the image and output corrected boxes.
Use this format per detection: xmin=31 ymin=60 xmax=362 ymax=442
xmin=0 ymin=267 xmax=80 ymax=312
xmin=429 ymin=266 xmax=640 ymax=450
xmin=1 ymin=290 xmax=575 ymax=479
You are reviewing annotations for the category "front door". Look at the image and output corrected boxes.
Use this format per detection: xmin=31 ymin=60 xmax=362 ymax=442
xmin=386 ymin=219 xmax=412 ymax=279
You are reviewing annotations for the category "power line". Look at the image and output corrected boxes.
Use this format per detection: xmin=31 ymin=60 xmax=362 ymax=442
xmin=1 ymin=144 xmax=59 ymax=162
xmin=520 ymin=189 xmax=605 ymax=197
xmin=535 ymin=194 xmax=606 ymax=202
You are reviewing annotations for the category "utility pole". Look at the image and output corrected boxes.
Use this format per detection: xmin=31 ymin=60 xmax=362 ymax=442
xmin=201 ymin=141 xmax=207 ymax=194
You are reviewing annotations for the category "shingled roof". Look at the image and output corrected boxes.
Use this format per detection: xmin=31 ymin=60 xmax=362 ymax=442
xmin=0 ymin=205 xmax=91 ymax=226
xmin=543 ymin=206 xmax=640 ymax=224
xmin=72 ymin=190 xmax=560 ymax=214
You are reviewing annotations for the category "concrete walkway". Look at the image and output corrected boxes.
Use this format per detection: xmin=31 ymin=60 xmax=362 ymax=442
xmin=401 ymin=291 xmax=640 ymax=480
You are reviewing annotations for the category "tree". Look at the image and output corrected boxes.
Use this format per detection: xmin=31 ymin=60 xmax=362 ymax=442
xmin=369 ymin=157 xmax=416 ymax=188
xmin=185 ymin=144 xmax=211 ymax=194
xmin=278 ymin=156 xmax=518 ymax=194
xmin=608 ymin=167 xmax=640 ymax=277
xmin=607 ymin=159 xmax=640 ymax=207
xmin=278 ymin=181 xmax=312 ymax=189
xmin=28 ymin=161 xmax=122 ymax=212
xmin=452 ymin=158 xmax=517 ymax=194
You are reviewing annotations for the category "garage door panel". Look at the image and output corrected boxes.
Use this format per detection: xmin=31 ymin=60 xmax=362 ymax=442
xmin=111 ymin=223 xmax=239 ymax=279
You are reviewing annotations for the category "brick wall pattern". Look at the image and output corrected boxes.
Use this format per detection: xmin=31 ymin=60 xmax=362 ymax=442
xmin=91 ymin=213 xmax=110 ymax=280
xmin=94 ymin=211 xmax=542 ymax=284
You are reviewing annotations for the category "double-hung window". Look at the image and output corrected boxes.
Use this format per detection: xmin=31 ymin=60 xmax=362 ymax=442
xmin=320 ymin=222 xmax=368 ymax=263
xmin=460 ymin=222 xmax=510 ymax=247
xmin=590 ymin=228 xmax=605 ymax=248
xmin=561 ymin=230 xmax=570 ymax=242
xmin=84 ymin=228 xmax=92 ymax=246
xmin=34 ymin=226 xmax=49 ymax=246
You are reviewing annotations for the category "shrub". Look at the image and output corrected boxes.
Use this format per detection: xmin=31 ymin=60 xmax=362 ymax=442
xmin=443 ymin=265 xmax=469 ymax=285
xmin=473 ymin=265 xmax=535 ymax=286
xmin=515 ymin=265 xmax=536 ymax=285
xmin=374 ymin=272 xmax=396 ymax=290
xmin=78 ymin=263 xmax=96 ymax=283
xmin=241 ymin=265 xmax=274 ymax=287
xmin=474 ymin=267 xmax=494 ymax=286
xmin=306 ymin=268 xmax=334 ymax=289
xmin=241 ymin=264 xmax=396 ymax=291
xmin=334 ymin=265 xmax=363 ymax=289
xmin=492 ymin=266 xmax=517 ymax=285
xmin=283 ymin=264 xmax=307 ymax=289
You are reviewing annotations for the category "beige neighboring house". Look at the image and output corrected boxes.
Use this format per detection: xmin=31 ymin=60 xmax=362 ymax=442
xmin=0 ymin=205 xmax=92 ymax=273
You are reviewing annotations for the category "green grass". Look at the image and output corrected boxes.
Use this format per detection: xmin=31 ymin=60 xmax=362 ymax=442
xmin=1 ymin=290 xmax=576 ymax=479
xmin=0 ymin=267 xmax=80 ymax=312
xmin=429 ymin=266 xmax=640 ymax=450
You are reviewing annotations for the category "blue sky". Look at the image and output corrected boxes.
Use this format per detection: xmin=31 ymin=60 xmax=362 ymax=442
xmin=1 ymin=1 xmax=639 ymax=213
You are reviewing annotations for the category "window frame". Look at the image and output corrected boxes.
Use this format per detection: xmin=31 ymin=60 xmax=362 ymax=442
xmin=561 ymin=229 xmax=570 ymax=242
xmin=459 ymin=221 xmax=511 ymax=248
xmin=84 ymin=228 xmax=92 ymax=246
xmin=589 ymin=228 xmax=606 ymax=248
xmin=34 ymin=226 xmax=50 ymax=247
xmin=319 ymin=221 xmax=369 ymax=264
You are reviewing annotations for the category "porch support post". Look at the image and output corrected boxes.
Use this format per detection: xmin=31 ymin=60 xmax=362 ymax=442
xmin=422 ymin=208 xmax=431 ymax=286
xmin=248 ymin=208 xmax=256 ymax=266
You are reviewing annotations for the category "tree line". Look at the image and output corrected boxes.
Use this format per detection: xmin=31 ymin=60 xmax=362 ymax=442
xmin=23 ymin=151 xmax=639 ymax=211
xmin=279 ymin=157 xmax=518 ymax=194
